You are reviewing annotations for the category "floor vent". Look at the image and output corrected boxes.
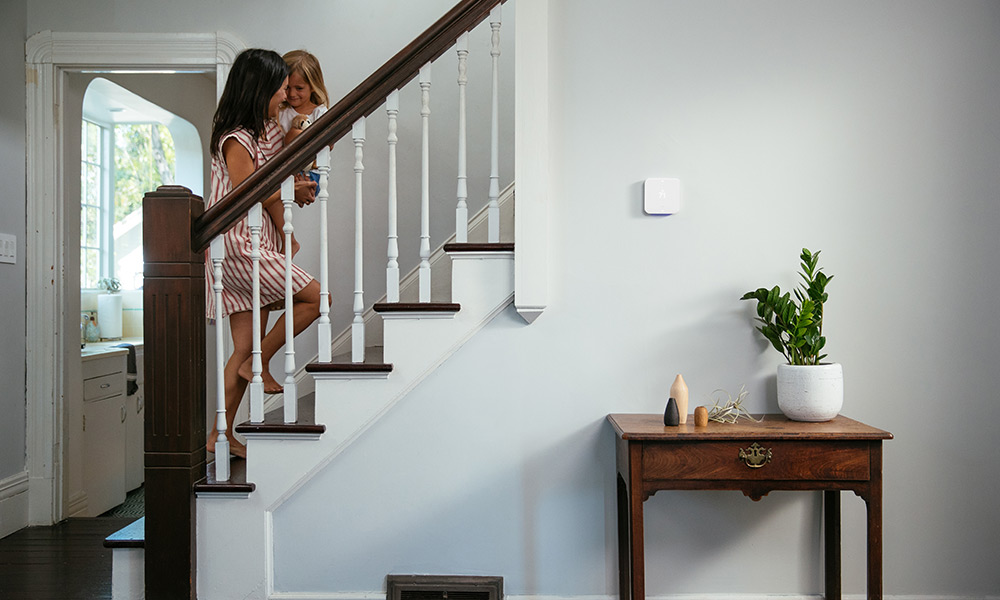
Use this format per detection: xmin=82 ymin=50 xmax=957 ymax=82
xmin=387 ymin=575 xmax=503 ymax=600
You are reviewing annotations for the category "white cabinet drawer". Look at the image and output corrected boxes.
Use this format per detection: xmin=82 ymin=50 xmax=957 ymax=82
xmin=84 ymin=371 xmax=125 ymax=401
xmin=82 ymin=353 xmax=125 ymax=379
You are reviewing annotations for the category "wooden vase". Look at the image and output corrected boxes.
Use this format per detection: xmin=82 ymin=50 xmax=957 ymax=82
xmin=670 ymin=374 xmax=689 ymax=424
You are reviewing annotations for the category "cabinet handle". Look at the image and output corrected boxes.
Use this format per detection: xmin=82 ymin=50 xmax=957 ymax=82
xmin=738 ymin=442 xmax=772 ymax=468
xmin=100 ymin=383 xmax=111 ymax=389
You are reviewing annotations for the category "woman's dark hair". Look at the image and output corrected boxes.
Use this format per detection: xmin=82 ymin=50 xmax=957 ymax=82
xmin=210 ymin=49 xmax=289 ymax=157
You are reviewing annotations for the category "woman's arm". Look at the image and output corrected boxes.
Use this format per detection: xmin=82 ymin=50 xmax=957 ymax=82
xmin=223 ymin=138 xmax=283 ymax=209
xmin=222 ymin=138 xmax=315 ymax=254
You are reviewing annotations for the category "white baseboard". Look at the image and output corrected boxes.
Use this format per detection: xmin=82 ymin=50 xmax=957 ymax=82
xmin=269 ymin=594 xmax=1000 ymax=600
xmin=0 ymin=471 xmax=30 ymax=539
xmin=67 ymin=490 xmax=88 ymax=518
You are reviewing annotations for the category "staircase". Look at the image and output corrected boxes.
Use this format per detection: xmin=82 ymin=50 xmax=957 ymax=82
xmin=195 ymin=242 xmax=514 ymax=599
xmin=138 ymin=1 xmax=530 ymax=598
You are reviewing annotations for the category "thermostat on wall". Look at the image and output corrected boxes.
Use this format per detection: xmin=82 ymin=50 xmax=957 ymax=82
xmin=644 ymin=178 xmax=681 ymax=215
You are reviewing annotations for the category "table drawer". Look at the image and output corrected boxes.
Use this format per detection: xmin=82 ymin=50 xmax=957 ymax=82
xmin=643 ymin=440 xmax=870 ymax=481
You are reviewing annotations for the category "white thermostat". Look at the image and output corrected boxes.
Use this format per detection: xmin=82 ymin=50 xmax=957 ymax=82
xmin=643 ymin=178 xmax=681 ymax=215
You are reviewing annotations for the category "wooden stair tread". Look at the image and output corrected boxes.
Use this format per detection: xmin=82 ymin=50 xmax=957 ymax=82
xmin=235 ymin=392 xmax=324 ymax=435
xmin=306 ymin=346 xmax=393 ymax=373
xmin=373 ymin=302 xmax=460 ymax=313
xmin=103 ymin=517 xmax=144 ymax=549
xmin=194 ymin=456 xmax=254 ymax=495
xmin=444 ymin=242 xmax=514 ymax=252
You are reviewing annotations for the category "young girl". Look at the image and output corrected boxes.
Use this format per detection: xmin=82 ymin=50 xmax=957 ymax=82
xmin=278 ymin=50 xmax=330 ymax=146
xmin=266 ymin=50 xmax=330 ymax=258
xmin=205 ymin=48 xmax=320 ymax=458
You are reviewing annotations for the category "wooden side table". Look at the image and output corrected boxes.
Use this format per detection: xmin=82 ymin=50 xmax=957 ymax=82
xmin=608 ymin=414 xmax=892 ymax=600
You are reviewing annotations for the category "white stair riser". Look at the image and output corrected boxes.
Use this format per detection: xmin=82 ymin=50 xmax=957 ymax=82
xmin=111 ymin=548 xmax=143 ymax=600
xmin=451 ymin=253 xmax=514 ymax=309
xmin=197 ymin=496 xmax=269 ymax=600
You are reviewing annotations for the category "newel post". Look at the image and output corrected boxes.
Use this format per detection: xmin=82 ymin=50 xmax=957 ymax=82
xmin=142 ymin=185 xmax=207 ymax=600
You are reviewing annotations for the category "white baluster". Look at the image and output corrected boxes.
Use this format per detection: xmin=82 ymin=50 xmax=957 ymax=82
xmin=455 ymin=33 xmax=470 ymax=243
xmin=210 ymin=236 xmax=229 ymax=481
xmin=316 ymin=146 xmax=332 ymax=362
xmin=419 ymin=62 xmax=432 ymax=302
xmin=281 ymin=176 xmax=297 ymax=423
xmin=248 ymin=203 xmax=264 ymax=422
xmin=352 ymin=118 xmax=366 ymax=362
xmin=386 ymin=91 xmax=400 ymax=303
xmin=488 ymin=5 xmax=502 ymax=243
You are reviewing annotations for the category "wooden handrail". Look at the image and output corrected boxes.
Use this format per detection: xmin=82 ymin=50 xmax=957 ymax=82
xmin=192 ymin=0 xmax=506 ymax=252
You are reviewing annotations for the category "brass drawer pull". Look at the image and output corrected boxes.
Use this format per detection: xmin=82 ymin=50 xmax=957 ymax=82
xmin=739 ymin=442 xmax=772 ymax=468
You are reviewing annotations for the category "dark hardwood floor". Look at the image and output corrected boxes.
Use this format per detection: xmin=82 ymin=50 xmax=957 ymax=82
xmin=0 ymin=518 xmax=132 ymax=599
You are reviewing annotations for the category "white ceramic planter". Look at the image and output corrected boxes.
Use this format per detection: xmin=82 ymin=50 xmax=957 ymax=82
xmin=776 ymin=363 xmax=843 ymax=422
xmin=98 ymin=293 xmax=123 ymax=340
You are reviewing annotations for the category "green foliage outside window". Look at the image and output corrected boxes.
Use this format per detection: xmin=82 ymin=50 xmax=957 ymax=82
xmin=114 ymin=123 xmax=175 ymax=221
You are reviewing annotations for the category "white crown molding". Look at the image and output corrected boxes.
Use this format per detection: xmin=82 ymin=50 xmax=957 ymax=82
xmin=26 ymin=30 xmax=245 ymax=68
xmin=23 ymin=30 xmax=245 ymax=526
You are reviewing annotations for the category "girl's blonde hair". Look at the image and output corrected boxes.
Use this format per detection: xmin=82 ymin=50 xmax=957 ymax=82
xmin=282 ymin=50 xmax=329 ymax=107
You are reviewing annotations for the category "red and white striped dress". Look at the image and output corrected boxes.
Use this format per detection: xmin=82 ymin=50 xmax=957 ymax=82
xmin=205 ymin=122 xmax=313 ymax=319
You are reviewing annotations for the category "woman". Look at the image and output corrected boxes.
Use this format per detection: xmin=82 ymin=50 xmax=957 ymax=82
xmin=205 ymin=48 xmax=320 ymax=458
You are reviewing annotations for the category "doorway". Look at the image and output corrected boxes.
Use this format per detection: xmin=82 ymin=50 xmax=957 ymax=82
xmin=68 ymin=74 xmax=209 ymax=517
xmin=24 ymin=31 xmax=243 ymax=525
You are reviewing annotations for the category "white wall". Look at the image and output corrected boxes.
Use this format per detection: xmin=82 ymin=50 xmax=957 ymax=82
xmin=0 ymin=0 xmax=27 ymax=484
xmin=272 ymin=0 xmax=1000 ymax=597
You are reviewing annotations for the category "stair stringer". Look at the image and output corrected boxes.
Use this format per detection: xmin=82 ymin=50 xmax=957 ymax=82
xmin=196 ymin=254 xmax=514 ymax=600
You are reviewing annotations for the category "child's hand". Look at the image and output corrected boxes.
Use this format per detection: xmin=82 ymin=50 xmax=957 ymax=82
xmin=293 ymin=175 xmax=316 ymax=207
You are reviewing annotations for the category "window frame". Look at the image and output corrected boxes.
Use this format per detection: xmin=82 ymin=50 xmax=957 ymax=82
xmin=80 ymin=118 xmax=114 ymax=290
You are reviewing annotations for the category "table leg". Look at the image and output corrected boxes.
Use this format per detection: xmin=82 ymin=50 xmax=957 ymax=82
xmin=867 ymin=444 xmax=884 ymax=600
xmin=628 ymin=450 xmax=645 ymax=600
xmin=824 ymin=490 xmax=841 ymax=600
xmin=616 ymin=474 xmax=630 ymax=600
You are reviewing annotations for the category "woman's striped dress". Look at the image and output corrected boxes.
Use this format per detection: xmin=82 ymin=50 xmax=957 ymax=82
xmin=205 ymin=122 xmax=313 ymax=319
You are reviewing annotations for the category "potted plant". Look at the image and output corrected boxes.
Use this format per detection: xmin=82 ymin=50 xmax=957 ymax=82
xmin=97 ymin=277 xmax=123 ymax=341
xmin=740 ymin=248 xmax=842 ymax=421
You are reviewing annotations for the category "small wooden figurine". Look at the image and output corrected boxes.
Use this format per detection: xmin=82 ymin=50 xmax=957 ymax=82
xmin=694 ymin=405 xmax=709 ymax=427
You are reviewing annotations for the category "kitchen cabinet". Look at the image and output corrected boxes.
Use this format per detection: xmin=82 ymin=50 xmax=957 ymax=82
xmin=82 ymin=351 xmax=127 ymax=517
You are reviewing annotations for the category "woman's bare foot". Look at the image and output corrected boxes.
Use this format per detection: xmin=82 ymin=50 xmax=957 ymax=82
xmin=238 ymin=357 xmax=283 ymax=394
xmin=207 ymin=434 xmax=247 ymax=459
xmin=207 ymin=433 xmax=247 ymax=457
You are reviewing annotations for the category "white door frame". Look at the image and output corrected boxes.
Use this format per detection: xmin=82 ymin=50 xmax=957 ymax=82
xmin=24 ymin=30 xmax=243 ymax=525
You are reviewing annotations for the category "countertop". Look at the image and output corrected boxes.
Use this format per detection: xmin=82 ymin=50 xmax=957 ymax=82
xmin=81 ymin=338 xmax=144 ymax=361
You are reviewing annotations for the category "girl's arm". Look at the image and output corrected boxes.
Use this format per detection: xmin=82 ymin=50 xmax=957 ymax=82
xmin=283 ymin=114 xmax=310 ymax=145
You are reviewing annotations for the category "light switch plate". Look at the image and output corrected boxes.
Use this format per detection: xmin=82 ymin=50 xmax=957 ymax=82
xmin=0 ymin=233 xmax=15 ymax=264
xmin=644 ymin=178 xmax=681 ymax=215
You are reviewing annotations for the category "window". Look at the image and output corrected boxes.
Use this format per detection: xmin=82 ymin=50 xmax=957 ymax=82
xmin=80 ymin=119 xmax=176 ymax=291
xmin=80 ymin=119 xmax=109 ymax=290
